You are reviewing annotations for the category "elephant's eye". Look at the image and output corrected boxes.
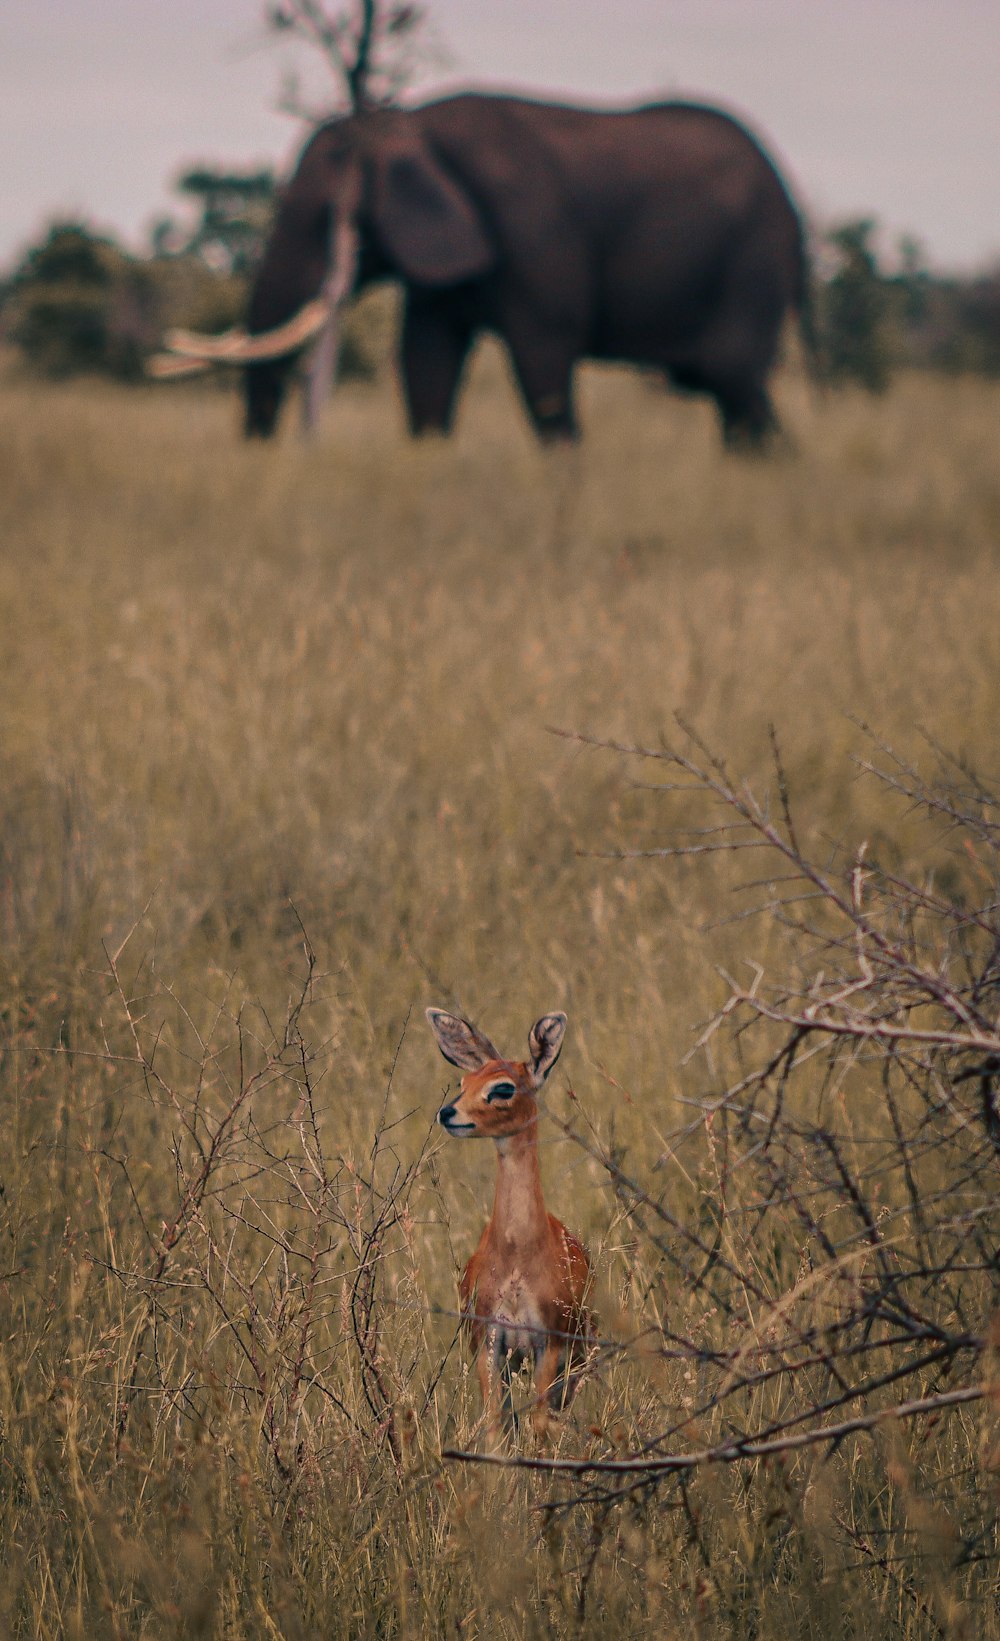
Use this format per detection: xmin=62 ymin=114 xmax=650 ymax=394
xmin=486 ymin=1080 xmax=517 ymax=1102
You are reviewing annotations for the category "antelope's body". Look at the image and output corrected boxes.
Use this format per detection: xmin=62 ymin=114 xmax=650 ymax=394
xmin=427 ymin=1009 xmax=592 ymax=1441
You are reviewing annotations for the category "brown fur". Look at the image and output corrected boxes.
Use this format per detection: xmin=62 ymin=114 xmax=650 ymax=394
xmin=427 ymin=1012 xmax=593 ymax=1441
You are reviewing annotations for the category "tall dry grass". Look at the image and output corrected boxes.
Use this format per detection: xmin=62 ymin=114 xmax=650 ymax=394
xmin=1 ymin=345 xmax=999 ymax=1636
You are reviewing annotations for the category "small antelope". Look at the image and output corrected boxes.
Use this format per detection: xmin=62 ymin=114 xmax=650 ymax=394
xmin=427 ymin=1007 xmax=592 ymax=1441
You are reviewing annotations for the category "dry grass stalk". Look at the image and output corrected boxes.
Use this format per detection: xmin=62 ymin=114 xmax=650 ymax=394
xmin=2 ymin=359 xmax=1000 ymax=1633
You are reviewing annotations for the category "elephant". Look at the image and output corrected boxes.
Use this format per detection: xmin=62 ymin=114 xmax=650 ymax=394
xmin=158 ymin=92 xmax=811 ymax=446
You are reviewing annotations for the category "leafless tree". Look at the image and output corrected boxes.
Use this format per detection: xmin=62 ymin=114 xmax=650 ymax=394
xmin=267 ymin=0 xmax=437 ymax=118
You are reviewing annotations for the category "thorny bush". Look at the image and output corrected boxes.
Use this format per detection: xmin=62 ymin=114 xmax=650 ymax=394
xmin=454 ymin=724 xmax=1000 ymax=1613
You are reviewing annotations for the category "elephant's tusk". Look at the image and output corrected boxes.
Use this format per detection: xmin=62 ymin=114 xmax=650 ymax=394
xmin=157 ymin=298 xmax=333 ymax=366
xmin=145 ymin=353 xmax=213 ymax=379
xmin=162 ymin=325 xmax=250 ymax=360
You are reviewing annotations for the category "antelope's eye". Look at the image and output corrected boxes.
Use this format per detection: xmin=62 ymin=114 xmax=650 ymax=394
xmin=486 ymin=1080 xmax=517 ymax=1102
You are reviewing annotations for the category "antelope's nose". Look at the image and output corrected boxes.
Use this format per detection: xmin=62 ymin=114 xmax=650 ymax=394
xmin=438 ymin=1104 xmax=457 ymax=1128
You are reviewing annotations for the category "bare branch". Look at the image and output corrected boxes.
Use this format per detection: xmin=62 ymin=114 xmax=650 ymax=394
xmin=442 ymin=1385 xmax=988 ymax=1475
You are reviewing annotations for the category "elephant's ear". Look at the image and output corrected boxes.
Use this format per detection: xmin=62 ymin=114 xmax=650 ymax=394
xmin=371 ymin=145 xmax=495 ymax=286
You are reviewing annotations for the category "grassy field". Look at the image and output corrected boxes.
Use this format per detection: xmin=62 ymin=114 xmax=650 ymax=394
xmin=1 ymin=345 xmax=1000 ymax=1638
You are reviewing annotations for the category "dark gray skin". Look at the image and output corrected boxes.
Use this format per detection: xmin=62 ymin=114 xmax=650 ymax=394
xmin=245 ymin=92 xmax=810 ymax=445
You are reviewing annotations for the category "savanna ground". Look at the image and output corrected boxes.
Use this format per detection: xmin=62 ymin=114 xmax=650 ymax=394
xmin=1 ymin=333 xmax=1000 ymax=1638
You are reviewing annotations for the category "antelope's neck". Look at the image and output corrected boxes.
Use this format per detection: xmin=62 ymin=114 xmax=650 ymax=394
xmin=490 ymin=1124 xmax=549 ymax=1252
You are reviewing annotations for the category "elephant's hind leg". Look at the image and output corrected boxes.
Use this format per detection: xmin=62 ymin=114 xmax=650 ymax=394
xmin=503 ymin=316 xmax=580 ymax=442
xmin=717 ymin=380 xmax=781 ymax=451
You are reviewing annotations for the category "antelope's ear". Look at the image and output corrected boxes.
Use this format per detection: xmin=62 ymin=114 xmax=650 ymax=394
xmin=425 ymin=1008 xmax=500 ymax=1072
xmin=528 ymin=1013 xmax=567 ymax=1084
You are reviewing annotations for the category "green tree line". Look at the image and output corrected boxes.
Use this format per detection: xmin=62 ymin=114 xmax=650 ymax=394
xmin=1 ymin=170 xmax=998 ymax=388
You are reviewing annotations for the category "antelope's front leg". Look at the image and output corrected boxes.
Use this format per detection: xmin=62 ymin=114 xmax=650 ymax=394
xmin=475 ymin=1328 xmax=506 ymax=1447
xmin=531 ymin=1339 xmax=564 ymax=1441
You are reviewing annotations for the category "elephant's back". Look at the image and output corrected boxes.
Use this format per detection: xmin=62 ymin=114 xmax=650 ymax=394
xmin=553 ymin=101 xmax=796 ymax=228
xmin=422 ymin=92 xmax=792 ymax=198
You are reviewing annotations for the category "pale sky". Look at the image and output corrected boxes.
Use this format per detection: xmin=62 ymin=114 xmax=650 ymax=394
xmin=2 ymin=1 xmax=998 ymax=273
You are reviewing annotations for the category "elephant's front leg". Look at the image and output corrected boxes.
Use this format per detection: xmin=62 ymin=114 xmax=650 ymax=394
xmin=400 ymin=293 xmax=474 ymax=435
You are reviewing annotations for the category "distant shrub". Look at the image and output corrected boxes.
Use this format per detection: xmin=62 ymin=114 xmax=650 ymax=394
xmin=818 ymin=218 xmax=892 ymax=393
xmin=815 ymin=219 xmax=1000 ymax=387
xmin=1 ymin=220 xmax=263 ymax=383
xmin=2 ymin=203 xmax=388 ymax=387
xmin=955 ymin=270 xmax=1000 ymax=373
xmin=3 ymin=223 xmax=160 ymax=380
